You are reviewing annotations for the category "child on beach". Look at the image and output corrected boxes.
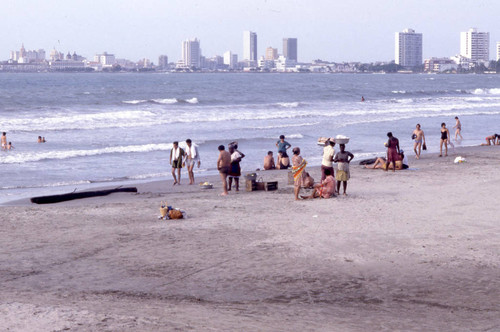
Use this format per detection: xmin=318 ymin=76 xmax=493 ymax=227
xmin=333 ymin=144 xmax=354 ymax=195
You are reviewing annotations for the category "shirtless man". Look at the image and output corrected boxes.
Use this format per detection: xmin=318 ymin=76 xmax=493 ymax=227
xmin=263 ymin=151 xmax=275 ymax=170
xmin=412 ymin=124 xmax=426 ymax=159
xmin=1 ymin=132 xmax=7 ymax=150
xmin=217 ymin=145 xmax=231 ymax=196
xmin=453 ymin=116 xmax=463 ymax=140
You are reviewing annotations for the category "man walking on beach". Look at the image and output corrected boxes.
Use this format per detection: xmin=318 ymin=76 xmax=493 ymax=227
xmin=412 ymin=124 xmax=425 ymax=159
xmin=170 ymin=141 xmax=185 ymax=185
xmin=217 ymin=145 xmax=231 ymax=196
xmin=453 ymin=116 xmax=463 ymax=141
xmin=321 ymin=138 xmax=335 ymax=181
xmin=184 ymin=139 xmax=201 ymax=185
xmin=276 ymin=135 xmax=291 ymax=155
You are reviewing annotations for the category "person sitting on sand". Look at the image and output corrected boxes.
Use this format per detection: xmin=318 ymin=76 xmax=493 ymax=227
xmin=228 ymin=143 xmax=245 ymax=191
xmin=291 ymin=147 xmax=307 ymax=200
xmin=333 ymin=144 xmax=354 ymax=195
xmin=263 ymin=151 xmax=275 ymax=170
xmin=480 ymin=134 xmax=500 ymax=146
xmin=301 ymin=168 xmax=336 ymax=199
xmin=217 ymin=145 xmax=231 ymax=196
xmin=365 ymin=151 xmax=409 ymax=170
xmin=303 ymin=172 xmax=315 ymax=189
xmin=412 ymin=124 xmax=425 ymax=159
xmin=277 ymin=151 xmax=290 ymax=169
xmin=170 ymin=141 xmax=185 ymax=185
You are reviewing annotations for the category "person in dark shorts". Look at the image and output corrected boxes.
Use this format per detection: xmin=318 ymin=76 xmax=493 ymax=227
xmin=170 ymin=141 xmax=185 ymax=185
xmin=228 ymin=143 xmax=245 ymax=191
xmin=217 ymin=145 xmax=232 ymax=196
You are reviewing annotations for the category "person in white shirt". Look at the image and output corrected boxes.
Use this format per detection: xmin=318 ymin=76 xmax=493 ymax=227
xmin=228 ymin=143 xmax=245 ymax=191
xmin=183 ymin=138 xmax=201 ymax=185
xmin=321 ymin=138 xmax=336 ymax=181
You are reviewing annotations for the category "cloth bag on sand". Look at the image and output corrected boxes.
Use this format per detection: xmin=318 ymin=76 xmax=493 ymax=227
xmin=168 ymin=209 xmax=184 ymax=219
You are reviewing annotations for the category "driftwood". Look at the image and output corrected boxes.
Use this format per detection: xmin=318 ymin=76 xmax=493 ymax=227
xmin=30 ymin=187 xmax=138 ymax=204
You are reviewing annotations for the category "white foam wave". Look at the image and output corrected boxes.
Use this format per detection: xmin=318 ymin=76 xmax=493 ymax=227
xmin=123 ymin=99 xmax=148 ymax=104
xmin=277 ymin=102 xmax=300 ymax=108
xmin=252 ymin=122 xmax=320 ymax=130
xmin=186 ymin=97 xmax=199 ymax=104
xmin=152 ymin=98 xmax=178 ymax=104
xmin=287 ymin=133 xmax=304 ymax=139
xmin=1 ymin=180 xmax=91 ymax=190
xmin=392 ymin=90 xmax=406 ymax=94
xmin=471 ymin=88 xmax=500 ymax=95
xmin=0 ymin=143 xmax=172 ymax=164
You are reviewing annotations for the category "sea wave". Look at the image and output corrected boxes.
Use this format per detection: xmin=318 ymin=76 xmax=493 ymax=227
xmin=0 ymin=143 xmax=173 ymax=164
xmin=276 ymin=102 xmax=300 ymax=108
xmin=123 ymin=97 xmax=199 ymax=105
xmin=0 ymin=180 xmax=92 ymax=190
xmin=471 ymin=88 xmax=500 ymax=95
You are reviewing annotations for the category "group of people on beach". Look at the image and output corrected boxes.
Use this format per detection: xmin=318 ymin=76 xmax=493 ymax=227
xmin=1 ymin=132 xmax=13 ymax=150
xmin=216 ymin=142 xmax=245 ymax=195
xmin=169 ymin=139 xmax=201 ymax=186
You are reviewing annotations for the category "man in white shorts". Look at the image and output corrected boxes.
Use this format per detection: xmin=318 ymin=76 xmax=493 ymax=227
xmin=184 ymin=139 xmax=201 ymax=185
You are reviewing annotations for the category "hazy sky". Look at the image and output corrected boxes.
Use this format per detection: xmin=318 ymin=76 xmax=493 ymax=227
xmin=2 ymin=0 xmax=499 ymax=63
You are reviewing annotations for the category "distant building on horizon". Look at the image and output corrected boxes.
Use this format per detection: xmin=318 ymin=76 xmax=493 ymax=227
xmin=223 ymin=51 xmax=238 ymax=69
xmin=283 ymin=38 xmax=298 ymax=62
xmin=94 ymin=52 xmax=116 ymax=66
xmin=460 ymin=28 xmax=489 ymax=63
xmin=496 ymin=42 xmax=500 ymax=61
xmin=182 ymin=38 xmax=201 ymax=68
xmin=395 ymin=28 xmax=423 ymax=68
xmin=158 ymin=55 xmax=169 ymax=70
xmin=243 ymin=31 xmax=257 ymax=61
xmin=265 ymin=47 xmax=278 ymax=60
xmin=10 ymin=44 xmax=46 ymax=63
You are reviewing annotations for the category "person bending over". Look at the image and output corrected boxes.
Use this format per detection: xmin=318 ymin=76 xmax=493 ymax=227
xmin=480 ymin=134 xmax=500 ymax=146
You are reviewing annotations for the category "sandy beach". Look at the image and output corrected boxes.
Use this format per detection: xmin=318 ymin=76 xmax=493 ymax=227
xmin=1 ymin=145 xmax=499 ymax=331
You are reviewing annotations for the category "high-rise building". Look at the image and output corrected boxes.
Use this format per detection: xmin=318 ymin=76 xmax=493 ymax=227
xmin=395 ymin=29 xmax=423 ymax=68
xmin=182 ymin=38 xmax=201 ymax=68
xmin=243 ymin=31 xmax=257 ymax=61
xmin=265 ymin=47 xmax=278 ymax=60
xmin=283 ymin=38 xmax=298 ymax=62
xmin=460 ymin=28 xmax=489 ymax=63
xmin=223 ymin=51 xmax=238 ymax=69
xmin=496 ymin=42 xmax=500 ymax=62
xmin=158 ymin=55 xmax=169 ymax=70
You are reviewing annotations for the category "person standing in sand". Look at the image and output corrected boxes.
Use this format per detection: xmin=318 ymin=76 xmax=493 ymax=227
xmin=263 ymin=151 xmax=275 ymax=170
xmin=183 ymin=139 xmax=201 ymax=185
xmin=412 ymin=124 xmax=426 ymax=159
xmin=170 ymin=141 xmax=185 ymax=185
xmin=228 ymin=143 xmax=245 ymax=192
xmin=291 ymin=147 xmax=307 ymax=200
xmin=439 ymin=123 xmax=450 ymax=157
xmin=321 ymin=138 xmax=335 ymax=181
xmin=217 ymin=145 xmax=231 ymax=196
xmin=453 ymin=116 xmax=463 ymax=140
xmin=276 ymin=135 xmax=291 ymax=155
xmin=385 ymin=132 xmax=400 ymax=172
xmin=334 ymin=144 xmax=354 ymax=195
xmin=1 ymin=132 xmax=7 ymax=150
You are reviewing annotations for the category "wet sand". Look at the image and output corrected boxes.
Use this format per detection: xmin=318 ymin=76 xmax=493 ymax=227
xmin=1 ymin=146 xmax=499 ymax=331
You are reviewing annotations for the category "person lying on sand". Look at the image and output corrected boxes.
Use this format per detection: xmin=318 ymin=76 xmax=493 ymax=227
xmin=301 ymin=168 xmax=336 ymax=199
xmin=365 ymin=151 xmax=408 ymax=170
xmin=480 ymin=134 xmax=500 ymax=146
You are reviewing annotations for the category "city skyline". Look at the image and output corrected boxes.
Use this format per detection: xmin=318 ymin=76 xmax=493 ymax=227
xmin=1 ymin=0 xmax=499 ymax=63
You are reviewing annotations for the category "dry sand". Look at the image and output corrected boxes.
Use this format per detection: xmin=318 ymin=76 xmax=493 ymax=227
xmin=1 ymin=146 xmax=499 ymax=331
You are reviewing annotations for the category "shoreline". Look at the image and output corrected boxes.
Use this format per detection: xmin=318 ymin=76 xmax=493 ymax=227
xmin=3 ymin=144 xmax=494 ymax=207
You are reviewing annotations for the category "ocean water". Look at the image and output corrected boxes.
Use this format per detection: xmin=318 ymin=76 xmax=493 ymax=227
xmin=1 ymin=72 xmax=500 ymax=203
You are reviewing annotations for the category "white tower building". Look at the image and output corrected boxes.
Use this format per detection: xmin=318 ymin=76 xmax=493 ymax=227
xmin=243 ymin=31 xmax=257 ymax=61
xmin=460 ymin=28 xmax=489 ymax=63
xmin=182 ymin=38 xmax=201 ymax=68
xmin=395 ymin=28 xmax=423 ymax=68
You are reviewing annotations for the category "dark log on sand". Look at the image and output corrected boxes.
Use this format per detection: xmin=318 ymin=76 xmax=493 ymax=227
xmin=30 ymin=187 xmax=138 ymax=204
